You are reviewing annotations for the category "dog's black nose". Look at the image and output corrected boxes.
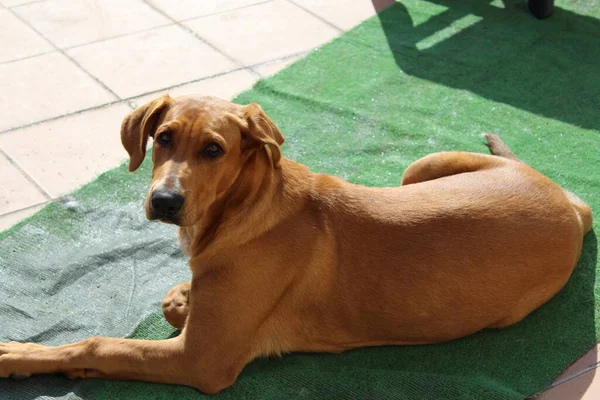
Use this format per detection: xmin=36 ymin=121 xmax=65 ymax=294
xmin=151 ymin=191 xmax=184 ymax=216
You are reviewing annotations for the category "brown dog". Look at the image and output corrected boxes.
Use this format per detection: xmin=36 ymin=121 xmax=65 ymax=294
xmin=0 ymin=95 xmax=592 ymax=394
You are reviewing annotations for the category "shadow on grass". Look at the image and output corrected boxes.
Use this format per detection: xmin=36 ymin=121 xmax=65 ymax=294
xmin=373 ymin=0 xmax=599 ymax=131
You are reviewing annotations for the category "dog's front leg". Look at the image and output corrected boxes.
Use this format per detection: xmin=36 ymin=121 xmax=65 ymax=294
xmin=1 ymin=277 xmax=257 ymax=394
xmin=0 ymin=336 xmax=203 ymax=387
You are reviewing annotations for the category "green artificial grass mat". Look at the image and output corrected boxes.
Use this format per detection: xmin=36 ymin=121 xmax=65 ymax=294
xmin=1 ymin=0 xmax=599 ymax=399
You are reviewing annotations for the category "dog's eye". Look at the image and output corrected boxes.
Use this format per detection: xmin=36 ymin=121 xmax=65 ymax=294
xmin=156 ymin=133 xmax=172 ymax=146
xmin=204 ymin=143 xmax=223 ymax=159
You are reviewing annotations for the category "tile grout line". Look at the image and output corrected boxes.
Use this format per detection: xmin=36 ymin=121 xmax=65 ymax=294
xmin=0 ymin=99 xmax=125 ymax=135
xmin=256 ymin=51 xmax=307 ymax=68
xmin=286 ymin=0 xmax=345 ymax=33
xmin=0 ymin=49 xmax=58 ymax=67
xmin=176 ymin=0 xmax=275 ymax=23
xmin=6 ymin=7 xmax=122 ymax=101
xmin=0 ymin=201 xmax=48 ymax=219
xmin=247 ymin=67 xmax=264 ymax=79
xmin=7 ymin=0 xmax=47 ymax=8
xmin=0 ymin=51 xmax=308 ymax=135
xmin=248 ymin=51 xmax=307 ymax=78
xmin=62 ymin=22 xmax=175 ymax=52
xmin=0 ymin=148 xmax=53 ymax=201
xmin=140 ymin=0 xmax=247 ymax=69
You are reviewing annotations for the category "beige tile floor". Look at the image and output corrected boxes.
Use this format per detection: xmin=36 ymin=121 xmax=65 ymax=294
xmin=0 ymin=0 xmax=597 ymax=397
xmin=0 ymin=0 xmax=377 ymax=231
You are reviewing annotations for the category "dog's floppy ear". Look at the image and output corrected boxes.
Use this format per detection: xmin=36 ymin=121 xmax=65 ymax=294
xmin=121 ymin=94 xmax=172 ymax=172
xmin=241 ymin=103 xmax=285 ymax=168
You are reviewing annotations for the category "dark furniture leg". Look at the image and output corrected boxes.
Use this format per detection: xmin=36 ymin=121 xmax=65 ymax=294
xmin=528 ymin=0 xmax=555 ymax=19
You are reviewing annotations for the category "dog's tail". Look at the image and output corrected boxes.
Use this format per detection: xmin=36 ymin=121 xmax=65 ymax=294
xmin=482 ymin=132 xmax=592 ymax=235
xmin=482 ymin=132 xmax=520 ymax=162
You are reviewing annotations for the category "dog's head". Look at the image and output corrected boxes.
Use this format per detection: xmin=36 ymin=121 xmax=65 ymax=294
xmin=121 ymin=94 xmax=284 ymax=226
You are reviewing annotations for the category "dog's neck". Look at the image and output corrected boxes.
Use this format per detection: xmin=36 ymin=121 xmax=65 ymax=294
xmin=180 ymin=153 xmax=312 ymax=270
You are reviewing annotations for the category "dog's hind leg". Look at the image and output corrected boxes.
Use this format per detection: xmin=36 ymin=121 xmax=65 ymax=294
xmin=162 ymin=282 xmax=191 ymax=330
xmin=563 ymin=189 xmax=593 ymax=235
xmin=484 ymin=133 xmax=592 ymax=235
xmin=488 ymin=280 xmax=569 ymax=329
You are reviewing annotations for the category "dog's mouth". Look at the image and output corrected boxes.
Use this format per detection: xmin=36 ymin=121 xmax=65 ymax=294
xmin=158 ymin=214 xmax=181 ymax=225
xmin=147 ymin=211 xmax=181 ymax=226
xmin=159 ymin=216 xmax=180 ymax=225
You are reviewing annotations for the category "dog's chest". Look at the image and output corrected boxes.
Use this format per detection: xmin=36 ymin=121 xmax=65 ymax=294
xmin=178 ymin=228 xmax=194 ymax=257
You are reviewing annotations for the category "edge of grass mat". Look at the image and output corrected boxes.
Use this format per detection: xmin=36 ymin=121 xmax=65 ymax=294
xmin=2 ymin=1 xmax=599 ymax=399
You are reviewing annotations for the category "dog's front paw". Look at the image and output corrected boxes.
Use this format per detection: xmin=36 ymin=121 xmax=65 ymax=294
xmin=0 ymin=341 xmax=46 ymax=378
xmin=162 ymin=282 xmax=191 ymax=330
